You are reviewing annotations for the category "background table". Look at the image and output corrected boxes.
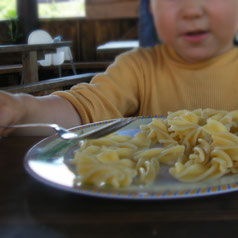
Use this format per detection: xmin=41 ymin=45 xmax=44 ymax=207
xmin=1 ymin=135 xmax=238 ymax=238
xmin=96 ymin=40 xmax=139 ymax=61
xmin=0 ymin=41 xmax=71 ymax=84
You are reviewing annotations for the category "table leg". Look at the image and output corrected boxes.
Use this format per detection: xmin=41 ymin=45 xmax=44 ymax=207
xmin=22 ymin=51 xmax=39 ymax=84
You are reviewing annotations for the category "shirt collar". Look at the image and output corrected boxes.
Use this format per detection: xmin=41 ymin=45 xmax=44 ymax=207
xmin=160 ymin=44 xmax=238 ymax=70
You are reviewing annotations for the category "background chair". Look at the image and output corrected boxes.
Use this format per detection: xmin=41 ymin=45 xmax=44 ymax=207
xmin=28 ymin=29 xmax=77 ymax=77
xmin=55 ymin=45 xmax=77 ymax=77
xmin=139 ymin=0 xmax=159 ymax=47
xmin=28 ymin=30 xmax=55 ymax=66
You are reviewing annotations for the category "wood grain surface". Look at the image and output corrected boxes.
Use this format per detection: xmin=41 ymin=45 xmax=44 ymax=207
xmin=1 ymin=136 xmax=238 ymax=238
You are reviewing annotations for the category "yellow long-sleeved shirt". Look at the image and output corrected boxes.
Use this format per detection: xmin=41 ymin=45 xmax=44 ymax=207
xmin=54 ymin=44 xmax=238 ymax=124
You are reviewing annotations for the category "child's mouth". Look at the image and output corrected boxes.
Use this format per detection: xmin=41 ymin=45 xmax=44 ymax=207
xmin=183 ymin=31 xmax=209 ymax=43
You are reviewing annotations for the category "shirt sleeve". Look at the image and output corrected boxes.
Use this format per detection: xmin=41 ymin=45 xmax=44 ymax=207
xmin=52 ymin=49 xmax=145 ymax=124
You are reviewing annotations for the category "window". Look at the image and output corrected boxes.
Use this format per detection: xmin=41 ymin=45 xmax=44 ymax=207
xmin=0 ymin=0 xmax=16 ymax=20
xmin=38 ymin=0 xmax=85 ymax=18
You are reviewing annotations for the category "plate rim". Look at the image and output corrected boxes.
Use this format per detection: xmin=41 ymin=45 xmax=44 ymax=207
xmin=24 ymin=116 xmax=238 ymax=200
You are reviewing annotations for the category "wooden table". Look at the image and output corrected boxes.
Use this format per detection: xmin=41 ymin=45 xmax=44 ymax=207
xmin=0 ymin=41 xmax=71 ymax=84
xmin=1 ymin=135 xmax=238 ymax=237
xmin=96 ymin=40 xmax=139 ymax=61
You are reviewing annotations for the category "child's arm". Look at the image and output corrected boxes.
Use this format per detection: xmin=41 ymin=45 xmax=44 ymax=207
xmin=0 ymin=91 xmax=82 ymax=136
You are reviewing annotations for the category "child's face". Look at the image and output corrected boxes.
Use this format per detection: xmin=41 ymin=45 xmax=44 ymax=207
xmin=150 ymin=0 xmax=238 ymax=62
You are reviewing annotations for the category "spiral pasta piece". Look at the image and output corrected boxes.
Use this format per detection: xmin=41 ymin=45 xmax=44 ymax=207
xmin=136 ymin=157 xmax=160 ymax=185
xmin=71 ymin=109 xmax=238 ymax=188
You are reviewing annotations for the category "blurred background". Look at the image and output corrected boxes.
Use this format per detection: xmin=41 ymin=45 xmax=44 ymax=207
xmin=0 ymin=0 xmax=139 ymax=89
xmin=0 ymin=0 xmax=85 ymax=20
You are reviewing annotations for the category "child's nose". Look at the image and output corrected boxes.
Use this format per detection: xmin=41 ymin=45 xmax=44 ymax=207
xmin=179 ymin=0 xmax=204 ymax=19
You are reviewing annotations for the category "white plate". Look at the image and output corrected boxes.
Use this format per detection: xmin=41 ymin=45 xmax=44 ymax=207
xmin=24 ymin=116 xmax=238 ymax=200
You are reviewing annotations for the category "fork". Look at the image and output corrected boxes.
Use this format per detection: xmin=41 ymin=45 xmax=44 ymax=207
xmin=0 ymin=117 xmax=136 ymax=140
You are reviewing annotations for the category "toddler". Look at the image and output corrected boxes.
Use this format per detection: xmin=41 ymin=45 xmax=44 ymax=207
xmin=1 ymin=0 xmax=238 ymax=136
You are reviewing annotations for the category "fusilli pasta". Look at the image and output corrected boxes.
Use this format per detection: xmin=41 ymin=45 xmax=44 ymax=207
xmin=70 ymin=109 xmax=238 ymax=188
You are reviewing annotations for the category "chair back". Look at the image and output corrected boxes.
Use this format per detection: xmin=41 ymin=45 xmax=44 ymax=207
xmin=139 ymin=0 xmax=159 ymax=47
xmin=28 ymin=30 xmax=54 ymax=45
xmin=27 ymin=29 xmax=76 ymax=75
xmin=28 ymin=30 xmax=64 ymax=66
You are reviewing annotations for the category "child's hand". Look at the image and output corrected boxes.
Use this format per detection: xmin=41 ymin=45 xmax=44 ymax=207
xmin=0 ymin=91 xmax=82 ymax=137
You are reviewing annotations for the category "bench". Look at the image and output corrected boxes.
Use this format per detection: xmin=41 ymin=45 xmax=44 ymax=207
xmin=0 ymin=64 xmax=23 ymax=75
xmin=0 ymin=61 xmax=111 ymax=75
xmin=62 ymin=61 xmax=111 ymax=70
xmin=2 ymin=72 xmax=97 ymax=95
